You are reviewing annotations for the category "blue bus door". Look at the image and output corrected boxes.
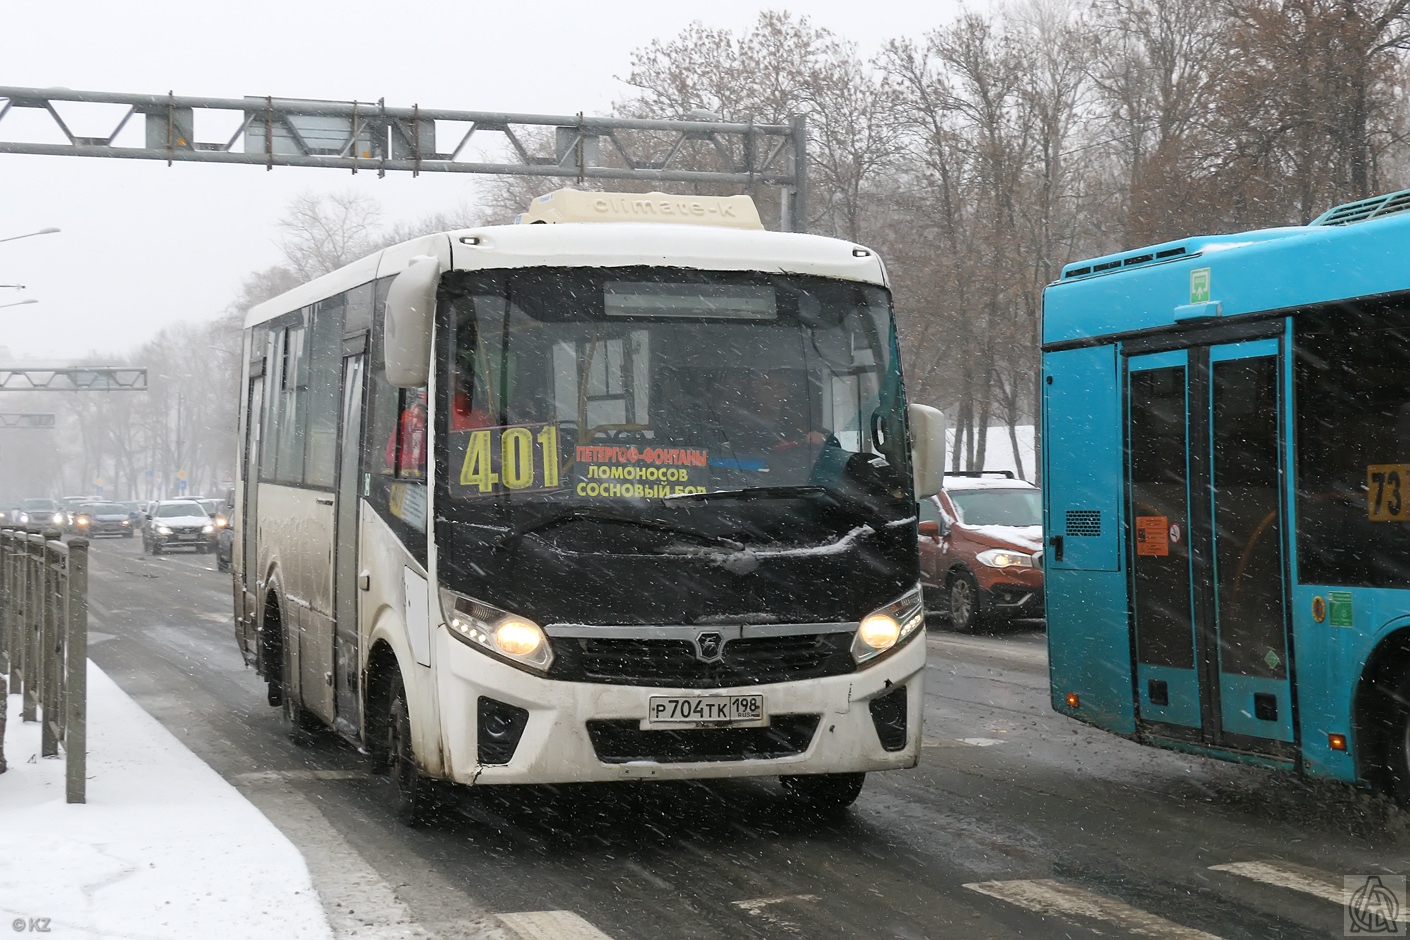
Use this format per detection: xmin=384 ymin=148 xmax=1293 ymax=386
xmin=1126 ymin=339 xmax=1296 ymax=759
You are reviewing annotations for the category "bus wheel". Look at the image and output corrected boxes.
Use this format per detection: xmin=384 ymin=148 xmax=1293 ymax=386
xmin=947 ymin=570 xmax=983 ymax=632
xmin=387 ymin=673 xmax=433 ymax=826
xmin=780 ymin=772 xmax=865 ymax=812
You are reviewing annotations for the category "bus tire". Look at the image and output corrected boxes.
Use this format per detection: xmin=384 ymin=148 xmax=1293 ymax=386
xmin=947 ymin=569 xmax=983 ymax=632
xmin=387 ymin=672 xmax=433 ymax=826
xmin=780 ymin=772 xmax=865 ymax=812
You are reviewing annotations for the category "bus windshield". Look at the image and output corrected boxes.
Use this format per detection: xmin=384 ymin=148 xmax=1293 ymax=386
xmin=439 ymin=268 xmax=909 ymax=508
xmin=432 ymin=267 xmax=914 ymax=624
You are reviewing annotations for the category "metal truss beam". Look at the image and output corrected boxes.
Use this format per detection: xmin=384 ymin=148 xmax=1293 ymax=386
xmin=0 ymin=413 xmax=55 ymax=428
xmin=0 ymin=87 xmax=809 ymax=231
xmin=0 ymin=368 xmax=147 ymax=391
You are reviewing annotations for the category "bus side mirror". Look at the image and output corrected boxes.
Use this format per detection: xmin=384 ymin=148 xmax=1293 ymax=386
xmin=909 ymin=403 xmax=946 ymax=498
xmin=384 ymin=255 xmax=440 ymax=388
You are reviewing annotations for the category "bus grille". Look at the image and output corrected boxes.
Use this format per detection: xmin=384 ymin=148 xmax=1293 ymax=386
xmin=586 ymin=715 xmax=820 ymax=763
xmin=548 ymin=633 xmax=855 ymax=688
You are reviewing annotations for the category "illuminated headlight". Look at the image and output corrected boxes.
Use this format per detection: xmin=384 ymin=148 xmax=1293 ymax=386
xmin=202 ymin=524 xmax=215 ymax=534
xmin=53 ymin=513 xmax=65 ymax=525
xmin=215 ymin=516 xmax=228 ymax=528
xmin=439 ymin=588 xmax=552 ymax=673
xmin=17 ymin=513 xmax=28 ymax=524
xmin=976 ymin=548 xmax=1033 ymax=569
xmin=121 ymin=520 xmax=130 ymax=526
xmin=851 ymin=584 xmax=925 ymax=665
xmin=76 ymin=517 xmax=89 ymax=526
xmin=157 ymin=525 xmax=172 ymax=535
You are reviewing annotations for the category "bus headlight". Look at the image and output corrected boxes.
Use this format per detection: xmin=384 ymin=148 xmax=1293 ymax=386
xmin=976 ymin=548 xmax=1033 ymax=569
xmin=439 ymin=588 xmax=553 ymax=674
xmin=851 ymin=585 xmax=924 ymax=665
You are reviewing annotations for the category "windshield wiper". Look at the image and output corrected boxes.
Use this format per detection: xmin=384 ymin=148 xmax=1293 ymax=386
xmin=494 ymin=507 xmax=744 ymax=554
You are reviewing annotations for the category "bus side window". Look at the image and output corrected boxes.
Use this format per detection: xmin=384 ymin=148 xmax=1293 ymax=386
xmin=363 ymin=276 xmax=428 ymax=561
xmin=1296 ymin=306 xmax=1410 ymax=588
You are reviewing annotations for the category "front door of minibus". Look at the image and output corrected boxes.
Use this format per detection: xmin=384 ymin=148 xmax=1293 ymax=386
xmin=1126 ymin=337 xmax=1296 ymax=758
xmin=331 ymin=350 xmax=365 ymax=736
xmin=240 ymin=370 xmax=264 ymax=652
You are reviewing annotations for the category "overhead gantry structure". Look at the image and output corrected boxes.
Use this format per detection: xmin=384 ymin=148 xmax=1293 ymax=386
xmin=0 ymin=86 xmax=809 ymax=232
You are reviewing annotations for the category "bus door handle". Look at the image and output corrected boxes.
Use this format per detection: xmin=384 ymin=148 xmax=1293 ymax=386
xmin=1049 ymin=535 xmax=1064 ymax=562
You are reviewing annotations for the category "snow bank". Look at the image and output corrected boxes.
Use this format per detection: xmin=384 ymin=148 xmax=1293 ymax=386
xmin=0 ymin=662 xmax=332 ymax=940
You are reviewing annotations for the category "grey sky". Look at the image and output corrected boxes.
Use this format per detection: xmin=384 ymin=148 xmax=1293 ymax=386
xmin=0 ymin=0 xmax=968 ymax=360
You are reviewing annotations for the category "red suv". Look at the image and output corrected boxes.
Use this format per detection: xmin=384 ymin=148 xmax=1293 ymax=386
xmin=918 ymin=472 xmax=1044 ymax=630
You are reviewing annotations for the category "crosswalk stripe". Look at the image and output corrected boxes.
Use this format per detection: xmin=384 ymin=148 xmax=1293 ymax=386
xmin=498 ymin=911 xmax=615 ymax=940
xmin=964 ymin=879 xmax=1224 ymax=940
xmin=1208 ymin=861 xmax=1343 ymax=905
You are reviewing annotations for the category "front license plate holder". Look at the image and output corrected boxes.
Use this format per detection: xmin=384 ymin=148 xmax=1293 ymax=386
xmin=642 ymin=694 xmax=767 ymax=730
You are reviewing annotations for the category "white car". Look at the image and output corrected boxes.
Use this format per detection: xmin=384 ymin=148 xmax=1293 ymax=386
xmin=142 ymin=500 xmax=217 ymax=555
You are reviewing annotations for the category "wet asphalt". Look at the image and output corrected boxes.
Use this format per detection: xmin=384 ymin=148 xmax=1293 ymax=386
xmin=82 ymin=534 xmax=1410 ymax=939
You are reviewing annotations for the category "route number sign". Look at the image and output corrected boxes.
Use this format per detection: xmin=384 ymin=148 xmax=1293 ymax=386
xmin=1367 ymin=464 xmax=1410 ymax=521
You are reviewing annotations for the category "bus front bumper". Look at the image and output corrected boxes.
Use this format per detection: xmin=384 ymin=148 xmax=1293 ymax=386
xmin=434 ymin=627 xmax=926 ymax=785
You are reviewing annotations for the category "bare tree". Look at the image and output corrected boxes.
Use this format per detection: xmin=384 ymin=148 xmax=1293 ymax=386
xmin=277 ymin=189 xmax=384 ymax=280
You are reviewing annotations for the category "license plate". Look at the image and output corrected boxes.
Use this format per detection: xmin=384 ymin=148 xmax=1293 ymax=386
xmin=643 ymin=694 xmax=766 ymax=729
xmin=177 ymin=534 xmax=196 ymax=540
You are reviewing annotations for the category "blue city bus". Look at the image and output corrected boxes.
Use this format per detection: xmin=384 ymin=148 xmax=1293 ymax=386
xmin=1042 ymin=189 xmax=1410 ymax=799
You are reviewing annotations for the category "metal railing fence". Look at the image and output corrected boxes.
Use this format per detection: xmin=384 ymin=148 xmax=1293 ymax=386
xmin=0 ymin=527 xmax=87 ymax=802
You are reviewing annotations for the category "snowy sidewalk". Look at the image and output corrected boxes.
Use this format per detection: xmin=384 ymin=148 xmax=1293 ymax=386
xmin=0 ymin=662 xmax=333 ymax=940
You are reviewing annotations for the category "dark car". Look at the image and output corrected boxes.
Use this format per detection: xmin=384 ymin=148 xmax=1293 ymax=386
xmin=71 ymin=502 xmax=136 ymax=538
xmin=918 ymin=471 xmax=1044 ymax=631
xmin=142 ymin=500 xmax=217 ymax=555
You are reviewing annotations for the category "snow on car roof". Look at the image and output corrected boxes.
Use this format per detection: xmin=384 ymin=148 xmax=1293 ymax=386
xmin=943 ymin=474 xmax=1038 ymax=491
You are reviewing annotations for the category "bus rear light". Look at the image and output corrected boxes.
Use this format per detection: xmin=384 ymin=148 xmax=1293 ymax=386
xmin=1065 ymin=692 xmax=1080 ymax=709
xmin=1329 ymin=733 xmax=1347 ymax=751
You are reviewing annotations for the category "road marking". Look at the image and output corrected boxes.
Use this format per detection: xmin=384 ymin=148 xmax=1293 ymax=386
xmin=923 ymin=737 xmax=1004 ymax=748
xmin=964 ymin=879 xmax=1224 ymax=940
xmin=1209 ymin=859 xmax=1408 ymax=921
xmin=731 ymin=895 xmax=819 ymax=934
xmin=498 ymin=911 xmax=614 ymax=940
xmin=732 ymin=894 xmax=820 ymax=913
